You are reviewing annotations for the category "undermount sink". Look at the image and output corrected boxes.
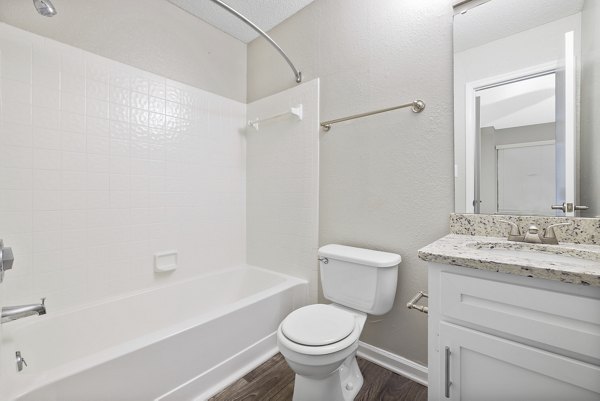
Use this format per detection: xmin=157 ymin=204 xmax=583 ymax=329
xmin=465 ymin=241 xmax=600 ymax=268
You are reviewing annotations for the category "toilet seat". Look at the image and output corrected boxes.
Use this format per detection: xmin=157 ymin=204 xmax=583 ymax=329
xmin=278 ymin=305 xmax=363 ymax=356
xmin=281 ymin=304 xmax=355 ymax=346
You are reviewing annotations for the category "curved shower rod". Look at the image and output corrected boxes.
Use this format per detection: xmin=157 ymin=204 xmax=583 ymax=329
xmin=209 ymin=0 xmax=302 ymax=83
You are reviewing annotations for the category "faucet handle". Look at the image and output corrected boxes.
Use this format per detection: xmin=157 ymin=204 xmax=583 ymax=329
xmin=543 ymin=221 xmax=573 ymax=242
xmin=41 ymin=297 xmax=46 ymax=306
xmin=499 ymin=220 xmax=524 ymax=242
xmin=0 ymin=239 xmax=15 ymax=284
xmin=16 ymin=351 xmax=27 ymax=372
xmin=499 ymin=219 xmax=520 ymax=236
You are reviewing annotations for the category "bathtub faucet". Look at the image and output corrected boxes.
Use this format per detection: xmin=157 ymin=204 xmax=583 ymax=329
xmin=1 ymin=298 xmax=46 ymax=324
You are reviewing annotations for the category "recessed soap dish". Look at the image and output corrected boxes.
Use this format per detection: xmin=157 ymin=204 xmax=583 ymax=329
xmin=154 ymin=251 xmax=178 ymax=272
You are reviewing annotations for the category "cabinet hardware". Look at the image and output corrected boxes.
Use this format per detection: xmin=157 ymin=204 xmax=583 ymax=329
xmin=445 ymin=346 xmax=452 ymax=398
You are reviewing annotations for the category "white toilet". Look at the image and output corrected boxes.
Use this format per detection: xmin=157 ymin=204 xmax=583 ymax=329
xmin=277 ymin=244 xmax=401 ymax=401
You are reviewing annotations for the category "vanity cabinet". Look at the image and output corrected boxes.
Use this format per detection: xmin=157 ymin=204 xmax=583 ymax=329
xmin=427 ymin=263 xmax=600 ymax=401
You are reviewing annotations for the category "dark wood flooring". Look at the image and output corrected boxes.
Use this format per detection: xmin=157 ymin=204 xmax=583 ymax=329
xmin=209 ymin=353 xmax=427 ymax=401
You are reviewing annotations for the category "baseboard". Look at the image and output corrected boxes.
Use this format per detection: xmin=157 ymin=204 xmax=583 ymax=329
xmin=357 ymin=341 xmax=428 ymax=386
xmin=157 ymin=337 xmax=427 ymax=400
xmin=156 ymin=332 xmax=279 ymax=401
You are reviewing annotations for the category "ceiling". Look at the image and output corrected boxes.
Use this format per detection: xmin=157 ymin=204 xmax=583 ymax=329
xmin=167 ymin=0 xmax=316 ymax=43
xmin=454 ymin=0 xmax=585 ymax=52
xmin=479 ymin=73 xmax=555 ymax=130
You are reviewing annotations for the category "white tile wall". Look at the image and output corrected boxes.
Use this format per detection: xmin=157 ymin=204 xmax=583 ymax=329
xmin=0 ymin=23 xmax=246 ymax=311
xmin=246 ymin=79 xmax=320 ymax=302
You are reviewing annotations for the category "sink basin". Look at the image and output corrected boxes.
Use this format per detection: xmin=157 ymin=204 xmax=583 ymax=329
xmin=465 ymin=241 xmax=600 ymax=268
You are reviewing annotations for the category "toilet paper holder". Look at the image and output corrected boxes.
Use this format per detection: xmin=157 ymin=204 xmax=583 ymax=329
xmin=407 ymin=291 xmax=428 ymax=314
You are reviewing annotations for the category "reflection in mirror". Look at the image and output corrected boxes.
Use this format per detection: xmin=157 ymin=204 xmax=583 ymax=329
xmin=453 ymin=0 xmax=599 ymax=217
xmin=476 ymin=74 xmax=557 ymax=215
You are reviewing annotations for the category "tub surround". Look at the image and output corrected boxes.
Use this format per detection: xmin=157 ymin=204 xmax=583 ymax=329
xmin=246 ymin=80 xmax=320 ymax=303
xmin=0 ymin=22 xmax=246 ymax=313
xmin=418 ymin=214 xmax=600 ymax=287
xmin=0 ymin=20 xmax=319 ymax=401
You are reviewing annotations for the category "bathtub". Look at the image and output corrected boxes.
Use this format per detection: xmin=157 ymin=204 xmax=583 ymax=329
xmin=0 ymin=266 xmax=308 ymax=401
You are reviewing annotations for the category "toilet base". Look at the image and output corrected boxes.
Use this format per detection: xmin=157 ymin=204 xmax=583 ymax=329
xmin=292 ymin=354 xmax=364 ymax=401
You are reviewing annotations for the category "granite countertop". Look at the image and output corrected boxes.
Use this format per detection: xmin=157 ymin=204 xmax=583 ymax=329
xmin=418 ymin=234 xmax=600 ymax=287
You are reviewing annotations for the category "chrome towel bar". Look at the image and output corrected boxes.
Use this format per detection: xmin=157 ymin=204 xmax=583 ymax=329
xmin=320 ymin=100 xmax=425 ymax=131
xmin=407 ymin=290 xmax=428 ymax=314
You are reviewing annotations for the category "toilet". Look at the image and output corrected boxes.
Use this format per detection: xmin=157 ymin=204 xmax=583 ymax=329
xmin=277 ymin=244 xmax=401 ymax=401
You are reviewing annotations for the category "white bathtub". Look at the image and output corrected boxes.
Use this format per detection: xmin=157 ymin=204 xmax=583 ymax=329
xmin=0 ymin=266 xmax=307 ymax=401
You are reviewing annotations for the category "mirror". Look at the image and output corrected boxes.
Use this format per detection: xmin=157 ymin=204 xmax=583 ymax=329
xmin=453 ymin=0 xmax=599 ymax=217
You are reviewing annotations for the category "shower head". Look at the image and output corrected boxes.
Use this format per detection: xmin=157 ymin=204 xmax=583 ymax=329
xmin=33 ymin=0 xmax=57 ymax=17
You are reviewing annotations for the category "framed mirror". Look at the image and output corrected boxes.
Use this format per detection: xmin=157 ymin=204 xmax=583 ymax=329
xmin=453 ymin=0 xmax=599 ymax=217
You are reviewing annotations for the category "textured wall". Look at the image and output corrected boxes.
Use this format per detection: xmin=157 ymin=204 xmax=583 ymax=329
xmin=247 ymin=0 xmax=454 ymax=366
xmin=0 ymin=0 xmax=246 ymax=102
xmin=246 ymin=79 xmax=320 ymax=302
xmin=0 ymin=23 xmax=246 ymax=312
xmin=580 ymin=0 xmax=600 ymax=217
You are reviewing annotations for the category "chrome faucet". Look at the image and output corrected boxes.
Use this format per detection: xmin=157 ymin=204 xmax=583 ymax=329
xmin=499 ymin=220 xmax=572 ymax=245
xmin=1 ymin=298 xmax=47 ymax=324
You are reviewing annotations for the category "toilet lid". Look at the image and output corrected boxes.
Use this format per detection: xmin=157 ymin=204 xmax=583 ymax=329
xmin=281 ymin=305 xmax=355 ymax=346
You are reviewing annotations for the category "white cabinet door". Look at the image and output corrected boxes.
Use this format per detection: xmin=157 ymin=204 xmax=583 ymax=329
xmin=439 ymin=322 xmax=600 ymax=401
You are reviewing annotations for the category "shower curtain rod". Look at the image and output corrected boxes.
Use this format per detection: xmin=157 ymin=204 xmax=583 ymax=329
xmin=208 ymin=0 xmax=302 ymax=84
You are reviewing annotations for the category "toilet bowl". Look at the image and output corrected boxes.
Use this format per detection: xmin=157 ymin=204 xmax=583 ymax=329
xmin=278 ymin=244 xmax=401 ymax=401
xmin=277 ymin=304 xmax=367 ymax=401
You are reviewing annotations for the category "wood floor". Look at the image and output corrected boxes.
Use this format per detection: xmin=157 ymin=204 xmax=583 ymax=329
xmin=209 ymin=353 xmax=427 ymax=401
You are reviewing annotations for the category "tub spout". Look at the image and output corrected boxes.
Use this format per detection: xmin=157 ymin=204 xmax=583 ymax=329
xmin=1 ymin=298 xmax=46 ymax=324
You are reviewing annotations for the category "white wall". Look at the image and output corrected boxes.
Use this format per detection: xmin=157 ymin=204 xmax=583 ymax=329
xmin=480 ymin=123 xmax=556 ymax=215
xmin=0 ymin=24 xmax=247 ymax=312
xmin=454 ymin=13 xmax=582 ymax=212
xmin=580 ymin=0 xmax=600 ymax=217
xmin=246 ymin=79 xmax=320 ymax=302
xmin=493 ymin=123 xmax=556 ymax=146
xmin=247 ymin=0 xmax=454 ymax=366
xmin=478 ymin=73 xmax=556 ymax=129
xmin=479 ymin=127 xmax=497 ymax=214
xmin=0 ymin=0 xmax=247 ymax=102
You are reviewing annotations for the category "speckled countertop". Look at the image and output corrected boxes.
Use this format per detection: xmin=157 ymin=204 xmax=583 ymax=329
xmin=418 ymin=234 xmax=600 ymax=287
xmin=449 ymin=213 xmax=600 ymax=245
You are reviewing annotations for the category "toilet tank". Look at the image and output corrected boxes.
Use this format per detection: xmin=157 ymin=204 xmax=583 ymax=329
xmin=318 ymin=244 xmax=401 ymax=315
